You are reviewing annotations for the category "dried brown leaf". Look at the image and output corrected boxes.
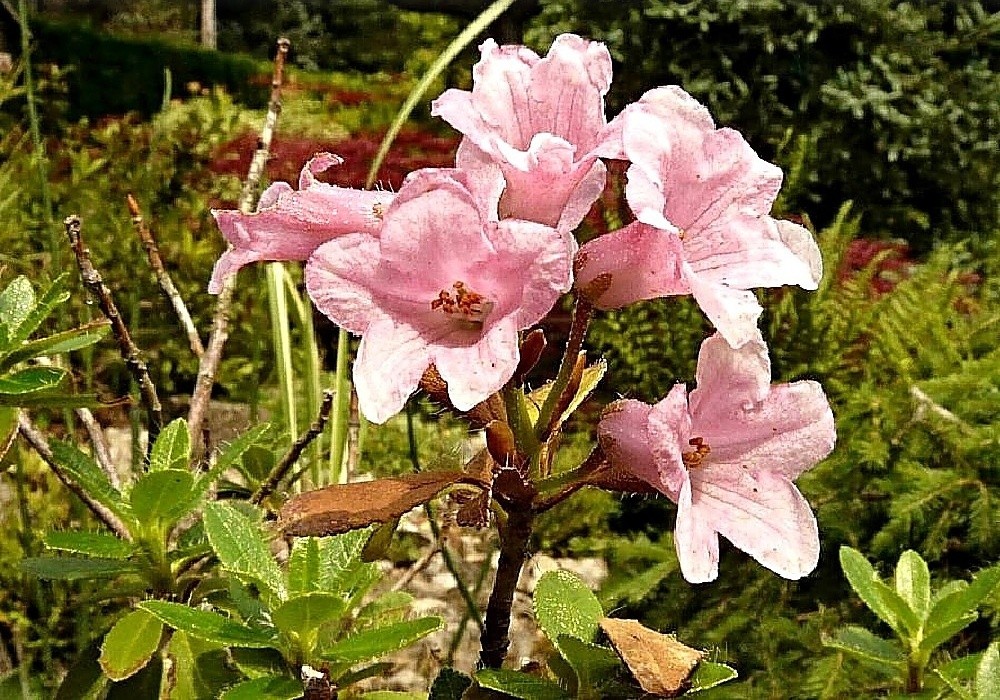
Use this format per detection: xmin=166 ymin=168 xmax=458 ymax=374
xmin=599 ymin=618 xmax=703 ymax=697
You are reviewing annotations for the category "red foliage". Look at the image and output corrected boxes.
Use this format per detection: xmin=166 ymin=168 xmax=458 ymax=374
xmin=838 ymin=238 xmax=916 ymax=295
xmin=209 ymin=127 xmax=459 ymax=206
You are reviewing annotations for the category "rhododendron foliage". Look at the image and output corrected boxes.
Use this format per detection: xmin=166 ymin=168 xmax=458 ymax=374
xmin=304 ymin=168 xmax=573 ymax=423
xmin=598 ymin=332 xmax=835 ymax=582
xmin=431 ymin=33 xmax=625 ymax=231
xmin=209 ymin=153 xmax=395 ymax=294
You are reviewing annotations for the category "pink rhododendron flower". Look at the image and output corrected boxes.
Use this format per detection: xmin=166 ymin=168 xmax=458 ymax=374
xmin=575 ymin=87 xmax=822 ymax=348
xmin=598 ymin=331 xmax=835 ymax=583
xmin=431 ymin=34 xmax=625 ymax=232
xmin=208 ymin=153 xmax=395 ymax=294
xmin=305 ymin=168 xmax=574 ymax=424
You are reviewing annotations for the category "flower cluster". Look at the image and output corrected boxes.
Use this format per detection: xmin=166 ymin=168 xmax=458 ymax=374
xmin=210 ymin=34 xmax=835 ymax=583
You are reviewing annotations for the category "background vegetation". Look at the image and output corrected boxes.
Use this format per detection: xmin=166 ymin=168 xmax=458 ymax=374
xmin=0 ymin=0 xmax=998 ymax=697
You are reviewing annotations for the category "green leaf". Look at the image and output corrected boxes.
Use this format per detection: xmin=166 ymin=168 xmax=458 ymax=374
xmin=271 ymin=593 xmax=346 ymax=636
xmin=356 ymin=591 xmax=415 ymax=627
xmin=129 ymin=469 xmax=197 ymax=527
xmin=533 ymin=570 xmax=603 ymax=651
xmin=686 ymin=661 xmax=738 ymax=694
xmin=976 ymin=642 xmax=999 ymax=700
xmin=44 ymin=531 xmax=134 ymax=559
xmin=48 ymin=440 xmax=131 ymax=523
xmin=99 ymin=609 xmax=163 ymax=681
xmin=149 ymin=418 xmax=190 ymax=472
xmin=925 ymin=566 xmax=1000 ymax=639
xmin=839 ymin=546 xmax=920 ymax=639
xmin=526 ymin=358 xmax=607 ymax=428
xmin=555 ymin=635 xmax=621 ymax=693
xmin=475 ymin=669 xmax=571 ymax=700
xmin=287 ymin=531 xmax=378 ymax=601
xmin=0 ymin=276 xmax=35 ymax=337
xmin=218 ymin=675 xmax=302 ymax=700
xmin=161 ymin=630 xmax=241 ymax=700
xmin=203 ymin=501 xmax=285 ymax=603
xmin=0 ymin=391 xmax=115 ymax=409
xmin=895 ymin=550 xmax=931 ymax=621
xmin=138 ymin=601 xmax=278 ymax=648
xmin=287 ymin=537 xmax=325 ymax=598
xmin=0 ymin=366 xmax=66 ymax=395
xmin=0 ymin=406 xmax=18 ymax=463
xmin=822 ymin=626 xmax=906 ymax=667
xmin=105 ymin=657 xmax=163 ymax=699
xmin=229 ymin=648 xmax=288 ymax=682
xmin=935 ymin=666 xmax=975 ymax=700
xmin=20 ymin=556 xmax=139 ymax=581
xmin=320 ymin=617 xmax=443 ymax=664
xmin=195 ymin=424 xmax=272 ymax=496
xmin=919 ymin=612 xmax=978 ymax=656
xmin=0 ymin=320 xmax=110 ymax=371
xmin=359 ymin=693 xmax=426 ymax=699
xmin=429 ymin=668 xmax=472 ymax=700
xmin=54 ymin=640 xmax=106 ymax=700
xmin=6 ymin=275 xmax=70 ymax=348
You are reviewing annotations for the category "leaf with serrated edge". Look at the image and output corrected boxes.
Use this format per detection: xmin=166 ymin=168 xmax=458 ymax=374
xmin=0 ymin=366 xmax=66 ymax=394
xmin=149 ymin=418 xmax=190 ymax=472
xmin=556 ymin=635 xmax=621 ymax=693
xmin=271 ymin=593 xmax=346 ymax=636
xmin=20 ymin=556 xmax=139 ymax=580
xmin=203 ymin=501 xmax=285 ymax=602
xmin=823 ymin=625 xmax=906 ymax=666
xmin=99 ymin=609 xmax=162 ymax=681
xmin=0 ymin=276 xmax=35 ymax=336
xmin=839 ymin=546 xmax=920 ymax=639
xmin=475 ymin=669 xmax=572 ymax=700
xmin=320 ymin=617 xmax=443 ymax=664
xmin=49 ymin=440 xmax=131 ymax=523
xmin=44 ymin=531 xmax=134 ymax=559
xmin=5 ymin=275 xmax=69 ymax=348
xmin=139 ymin=601 xmax=277 ymax=648
xmin=163 ymin=630 xmax=240 ymax=699
xmin=218 ymin=675 xmax=303 ymax=700
xmin=686 ymin=661 xmax=738 ymax=694
xmin=895 ymin=550 xmax=931 ymax=622
xmin=925 ymin=566 xmax=1000 ymax=638
xmin=0 ymin=320 xmax=110 ymax=372
xmin=976 ymin=642 xmax=999 ymax=700
xmin=534 ymin=570 xmax=603 ymax=652
xmin=130 ymin=469 xmax=197 ymax=527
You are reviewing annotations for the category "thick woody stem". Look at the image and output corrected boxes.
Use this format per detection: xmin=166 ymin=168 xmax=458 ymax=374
xmin=18 ymin=413 xmax=132 ymax=540
xmin=479 ymin=506 xmax=533 ymax=669
xmin=64 ymin=215 xmax=164 ymax=443
xmin=127 ymin=193 xmax=205 ymax=358
xmin=188 ymin=38 xmax=290 ymax=450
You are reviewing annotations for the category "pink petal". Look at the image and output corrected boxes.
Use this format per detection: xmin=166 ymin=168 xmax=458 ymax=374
xmin=695 ymin=380 xmax=836 ymax=481
xmin=597 ymin=399 xmax=658 ymax=486
xmin=305 ymin=234 xmax=381 ymax=335
xmin=684 ymin=268 xmax=763 ymax=348
xmin=688 ymin=466 xmax=820 ymax=579
xmin=646 ymin=384 xmax=692 ymax=498
xmin=208 ymin=153 xmax=393 ymax=294
xmin=434 ymin=315 xmax=520 ymax=411
xmin=674 ymin=478 xmax=721 ymax=583
xmin=575 ymin=221 xmax=688 ymax=309
xmin=353 ymin=317 xmax=432 ymax=424
xmin=689 ymin=332 xmax=771 ymax=417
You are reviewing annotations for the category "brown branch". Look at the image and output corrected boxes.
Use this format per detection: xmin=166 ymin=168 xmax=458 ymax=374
xmin=479 ymin=506 xmax=532 ymax=668
xmin=188 ymin=38 xmax=291 ymax=452
xmin=127 ymin=194 xmax=204 ymax=359
xmin=251 ymin=389 xmax=334 ymax=505
xmin=74 ymin=407 xmax=119 ymax=490
xmin=18 ymin=413 xmax=131 ymax=540
xmin=64 ymin=215 xmax=163 ymax=442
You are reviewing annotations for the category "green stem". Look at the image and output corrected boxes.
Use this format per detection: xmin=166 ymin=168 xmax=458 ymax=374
xmin=328 ymin=327 xmax=351 ymax=484
xmin=282 ymin=270 xmax=322 ymax=486
xmin=266 ymin=262 xmax=297 ymax=447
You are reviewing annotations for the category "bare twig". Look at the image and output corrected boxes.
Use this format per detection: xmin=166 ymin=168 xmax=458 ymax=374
xmin=64 ymin=215 xmax=163 ymax=442
xmin=910 ymin=385 xmax=974 ymax=434
xmin=188 ymin=37 xmax=291 ymax=450
xmin=251 ymin=389 xmax=334 ymax=505
xmin=127 ymin=193 xmax=204 ymax=358
xmin=74 ymin=407 xmax=119 ymax=490
xmin=18 ymin=413 xmax=131 ymax=540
